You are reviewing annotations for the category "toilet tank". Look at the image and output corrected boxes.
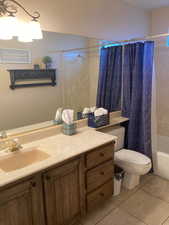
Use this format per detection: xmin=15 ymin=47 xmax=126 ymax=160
xmin=106 ymin=126 xmax=125 ymax=151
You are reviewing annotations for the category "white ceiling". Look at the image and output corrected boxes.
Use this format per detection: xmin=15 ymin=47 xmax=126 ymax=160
xmin=123 ymin=0 xmax=169 ymax=9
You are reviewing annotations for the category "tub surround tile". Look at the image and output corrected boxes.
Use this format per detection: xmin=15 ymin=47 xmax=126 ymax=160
xmin=120 ymin=190 xmax=169 ymax=225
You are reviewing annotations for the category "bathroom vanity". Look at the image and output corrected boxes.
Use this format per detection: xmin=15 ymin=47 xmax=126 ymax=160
xmin=0 ymin=129 xmax=116 ymax=225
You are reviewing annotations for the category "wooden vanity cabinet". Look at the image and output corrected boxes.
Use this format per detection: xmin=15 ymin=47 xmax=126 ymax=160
xmin=85 ymin=142 xmax=114 ymax=212
xmin=0 ymin=175 xmax=45 ymax=225
xmin=43 ymin=158 xmax=84 ymax=225
xmin=0 ymin=141 xmax=114 ymax=225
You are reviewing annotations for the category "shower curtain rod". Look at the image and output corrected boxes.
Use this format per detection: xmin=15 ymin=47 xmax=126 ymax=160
xmin=49 ymin=32 xmax=169 ymax=53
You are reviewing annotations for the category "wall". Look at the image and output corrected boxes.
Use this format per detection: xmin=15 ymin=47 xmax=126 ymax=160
xmin=151 ymin=7 xmax=169 ymax=154
xmin=88 ymin=39 xmax=100 ymax=106
xmin=0 ymin=32 xmax=92 ymax=130
xmin=151 ymin=7 xmax=169 ymax=35
xmin=18 ymin=0 xmax=150 ymax=40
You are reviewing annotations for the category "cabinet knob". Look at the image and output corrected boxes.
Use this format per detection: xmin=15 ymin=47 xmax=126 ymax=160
xmin=46 ymin=175 xmax=51 ymax=180
xmin=31 ymin=181 xmax=36 ymax=187
xmin=100 ymin=152 xmax=104 ymax=157
xmin=100 ymin=171 xmax=105 ymax=175
xmin=100 ymin=192 xmax=105 ymax=197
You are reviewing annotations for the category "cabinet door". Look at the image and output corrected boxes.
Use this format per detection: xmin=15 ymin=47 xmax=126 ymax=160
xmin=0 ymin=176 xmax=45 ymax=225
xmin=44 ymin=159 xmax=83 ymax=225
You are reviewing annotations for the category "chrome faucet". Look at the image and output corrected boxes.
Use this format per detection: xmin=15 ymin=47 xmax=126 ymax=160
xmin=7 ymin=138 xmax=23 ymax=152
xmin=0 ymin=131 xmax=7 ymax=139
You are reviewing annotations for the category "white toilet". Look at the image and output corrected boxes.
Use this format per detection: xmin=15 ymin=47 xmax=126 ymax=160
xmin=107 ymin=126 xmax=152 ymax=190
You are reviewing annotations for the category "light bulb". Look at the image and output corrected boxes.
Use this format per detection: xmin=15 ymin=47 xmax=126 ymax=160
xmin=18 ymin=22 xmax=33 ymax=43
xmin=29 ymin=20 xmax=43 ymax=40
xmin=0 ymin=16 xmax=19 ymax=40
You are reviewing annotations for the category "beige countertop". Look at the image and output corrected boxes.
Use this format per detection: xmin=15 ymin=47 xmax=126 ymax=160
xmin=0 ymin=127 xmax=117 ymax=187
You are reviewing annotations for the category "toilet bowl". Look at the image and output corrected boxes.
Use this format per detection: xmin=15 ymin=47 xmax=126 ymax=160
xmin=105 ymin=126 xmax=152 ymax=190
xmin=115 ymin=149 xmax=152 ymax=189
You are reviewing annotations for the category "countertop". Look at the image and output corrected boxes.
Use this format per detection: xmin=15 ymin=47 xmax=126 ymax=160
xmin=0 ymin=127 xmax=117 ymax=187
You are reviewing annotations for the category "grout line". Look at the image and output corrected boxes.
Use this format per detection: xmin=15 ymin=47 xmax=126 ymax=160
xmin=121 ymin=208 xmax=149 ymax=225
xmin=94 ymin=208 xmax=117 ymax=225
xmin=141 ymin=188 xmax=169 ymax=205
xmin=93 ymin=186 xmax=143 ymax=225
xmin=161 ymin=215 xmax=169 ymax=225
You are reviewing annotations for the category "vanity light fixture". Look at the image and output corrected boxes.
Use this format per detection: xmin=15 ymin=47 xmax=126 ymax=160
xmin=0 ymin=0 xmax=43 ymax=42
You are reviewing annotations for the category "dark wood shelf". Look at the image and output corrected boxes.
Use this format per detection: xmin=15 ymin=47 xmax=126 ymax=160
xmin=8 ymin=69 xmax=56 ymax=89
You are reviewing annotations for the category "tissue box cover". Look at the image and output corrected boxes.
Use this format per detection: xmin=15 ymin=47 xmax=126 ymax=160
xmin=63 ymin=123 xmax=76 ymax=135
xmin=88 ymin=114 xmax=109 ymax=128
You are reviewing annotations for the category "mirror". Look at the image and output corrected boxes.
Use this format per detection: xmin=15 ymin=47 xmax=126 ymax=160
xmin=0 ymin=31 xmax=103 ymax=134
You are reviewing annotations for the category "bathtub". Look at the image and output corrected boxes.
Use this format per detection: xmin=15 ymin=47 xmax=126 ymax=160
xmin=155 ymin=135 xmax=169 ymax=180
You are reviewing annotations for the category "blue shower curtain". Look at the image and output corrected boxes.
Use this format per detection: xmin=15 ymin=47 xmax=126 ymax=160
xmin=97 ymin=46 xmax=123 ymax=111
xmin=97 ymin=41 xmax=154 ymax=159
xmin=122 ymin=41 xmax=154 ymax=159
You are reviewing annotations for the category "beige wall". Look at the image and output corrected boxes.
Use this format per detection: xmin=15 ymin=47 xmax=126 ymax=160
xmin=0 ymin=0 xmax=152 ymax=130
xmin=88 ymin=39 xmax=100 ymax=106
xmin=0 ymin=32 xmax=93 ymax=130
xmin=18 ymin=0 xmax=150 ymax=40
xmin=151 ymin=7 xmax=169 ymax=35
xmin=155 ymin=41 xmax=169 ymax=136
xmin=151 ymin=7 xmax=169 ymax=137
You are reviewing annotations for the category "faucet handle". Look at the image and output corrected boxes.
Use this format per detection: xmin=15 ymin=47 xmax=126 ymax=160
xmin=13 ymin=138 xmax=22 ymax=149
xmin=8 ymin=138 xmax=22 ymax=152
xmin=0 ymin=131 xmax=7 ymax=139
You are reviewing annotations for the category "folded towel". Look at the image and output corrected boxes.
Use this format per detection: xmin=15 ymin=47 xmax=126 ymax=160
xmin=82 ymin=107 xmax=90 ymax=115
xmin=90 ymin=106 xmax=96 ymax=113
xmin=94 ymin=108 xmax=108 ymax=117
xmin=62 ymin=109 xmax=74 ymax=125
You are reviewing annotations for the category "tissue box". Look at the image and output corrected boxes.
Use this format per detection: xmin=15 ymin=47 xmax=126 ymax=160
xmin=63 ymin=123 xmax=76 ymax=136
xmin=88 ymin=114 xmax=109 ymax=128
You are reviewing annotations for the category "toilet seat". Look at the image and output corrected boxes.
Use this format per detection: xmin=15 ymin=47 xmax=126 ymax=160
xmin=115 ymin=149 xmax=151 ymax=166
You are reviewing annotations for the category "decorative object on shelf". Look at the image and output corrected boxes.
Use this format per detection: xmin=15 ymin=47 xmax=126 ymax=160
xmin=42 ymin=56 xmax=52 ymax=70
xmin=8 ymin=69 xmax=56 ymax=89
xmin=0 ymin=0 xmax=43 ymax=42
xmin=34 ymin=64 xmax=40 ymax=70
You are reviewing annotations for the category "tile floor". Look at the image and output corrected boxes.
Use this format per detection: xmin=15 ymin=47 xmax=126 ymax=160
xmin=81 ymin=174 xmax=169 ymax=225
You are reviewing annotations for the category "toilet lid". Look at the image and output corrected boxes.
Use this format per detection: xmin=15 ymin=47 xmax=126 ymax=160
xmin=115 ymin=149 xmax=151 ymax=165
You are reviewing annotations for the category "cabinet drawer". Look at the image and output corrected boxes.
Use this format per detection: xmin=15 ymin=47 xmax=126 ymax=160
xmin=87 ymin=180 xmax=113 ymax=212
xmin=86 ymin=143 xmax=114 ymax=169
xmin=86 ymin=160 xmax=113 ymax=192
